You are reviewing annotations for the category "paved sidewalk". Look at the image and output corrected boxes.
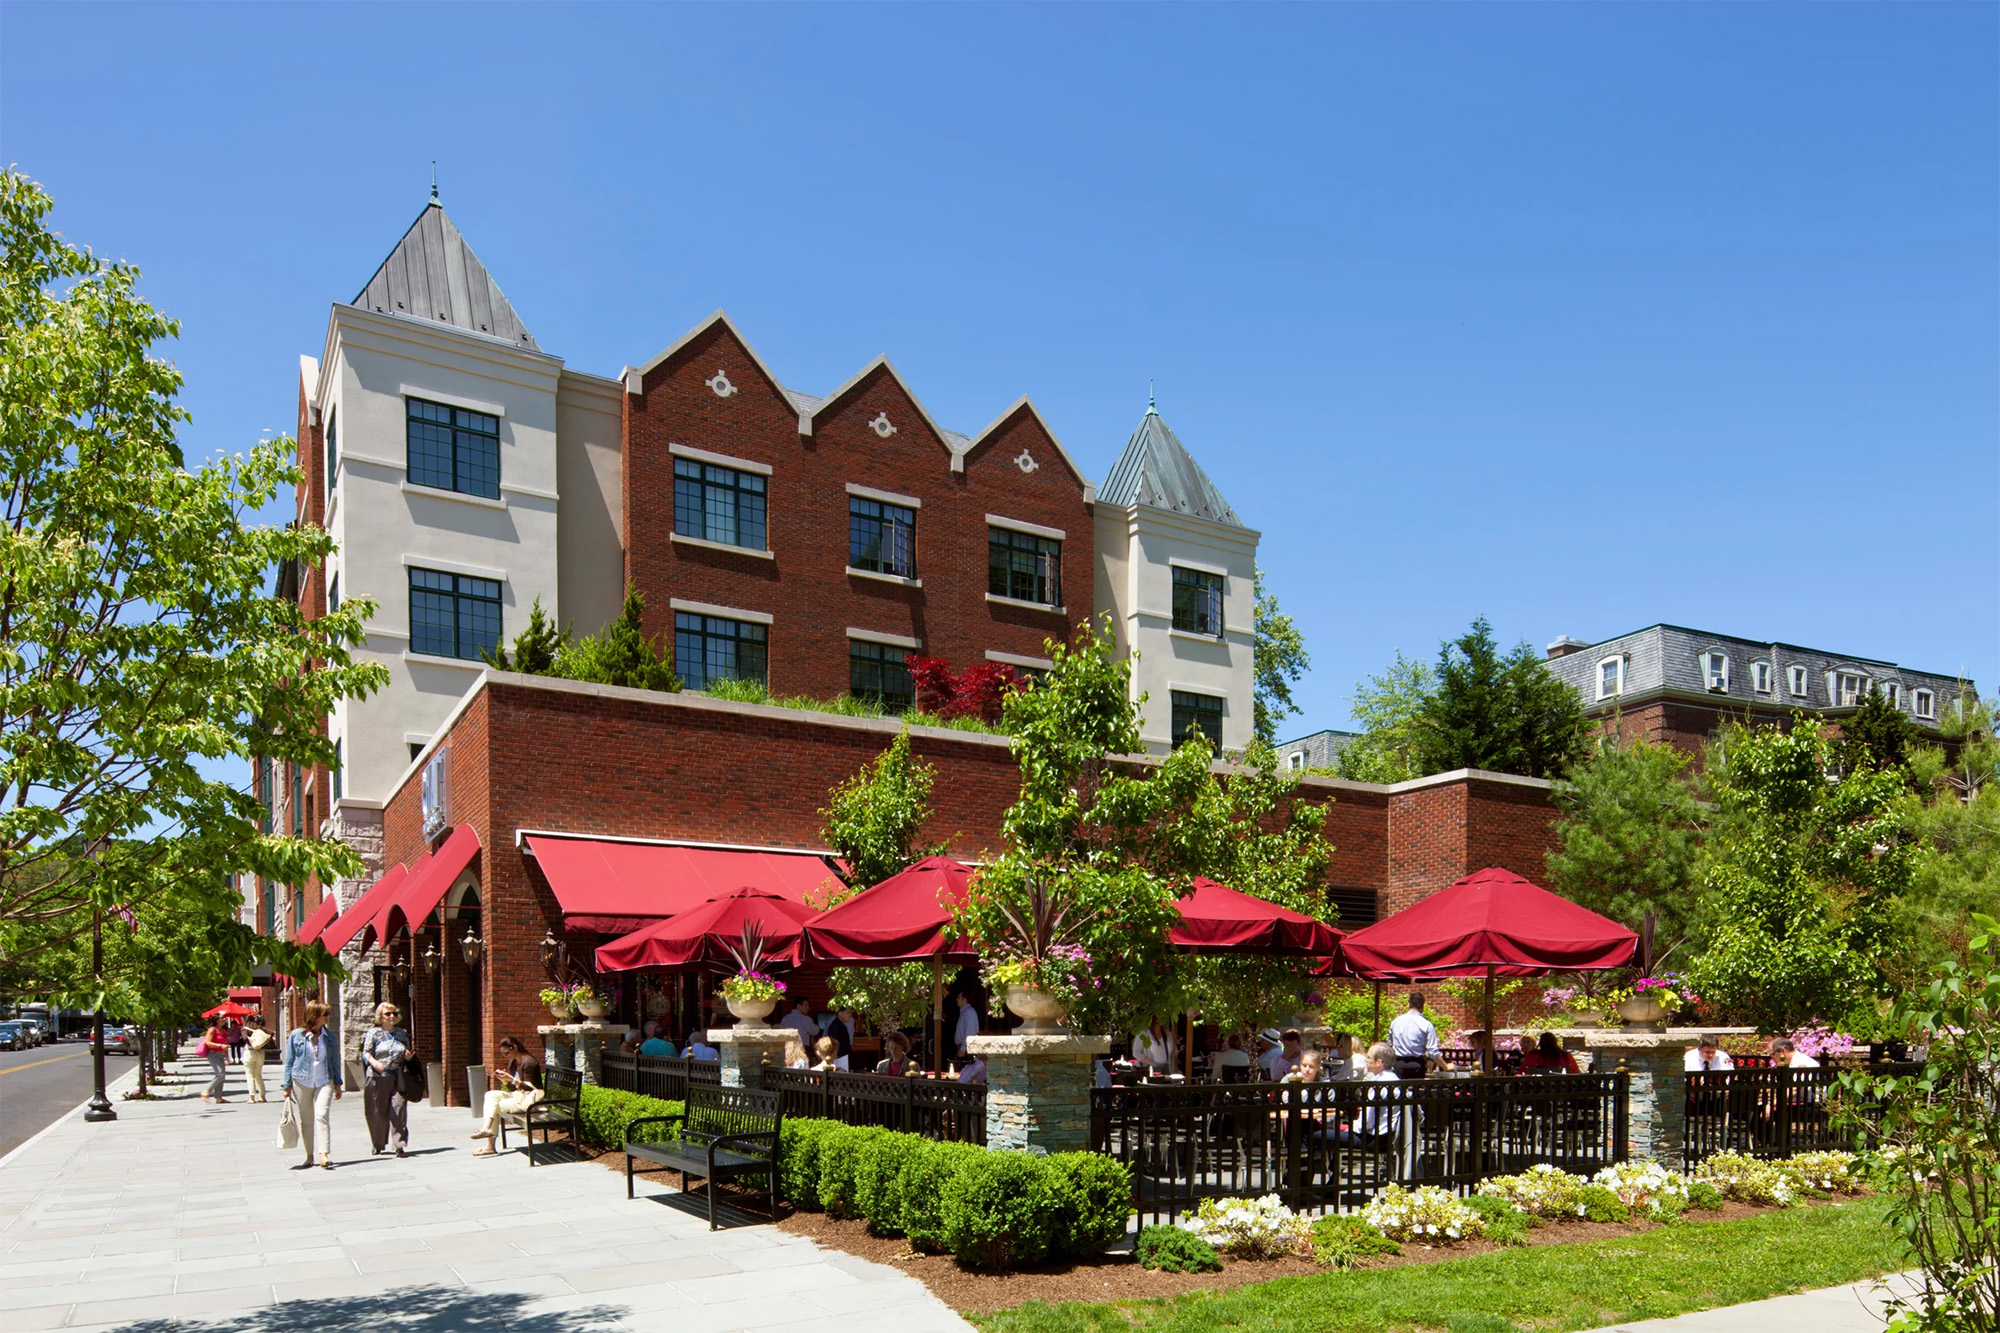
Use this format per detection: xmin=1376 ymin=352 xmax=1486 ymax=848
xmin=0 ymin=1049 xmax=971 ymax=1333
xmin=1585 ymin=1270 xmax=1920 ymax=1333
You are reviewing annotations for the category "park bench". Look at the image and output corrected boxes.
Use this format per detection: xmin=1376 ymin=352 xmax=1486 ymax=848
xmin=624 ymin=1085 xmax=783 ymax=1228
xmin=498 ymin=1066 xmax=582 ymax=1166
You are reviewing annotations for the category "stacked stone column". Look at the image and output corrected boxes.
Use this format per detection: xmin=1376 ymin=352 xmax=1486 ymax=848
xmin=968 ymin=1033 xmax=1108 ymax=1153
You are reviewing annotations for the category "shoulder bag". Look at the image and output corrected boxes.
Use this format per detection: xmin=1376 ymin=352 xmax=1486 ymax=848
xmin=397 ymin=1055 xmax=428 ymax=1103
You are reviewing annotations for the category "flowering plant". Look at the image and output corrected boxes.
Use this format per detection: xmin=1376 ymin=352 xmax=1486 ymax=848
xmin=1541 ymin=986 xmax=1579 ymax=1011
xmin=1696 ymin=1151 xmax=1796 ymax=1206
xmin=982 ymin=944 xmax=1097 ymax=1018
xmin=1785 ymin=1150 xmax=1863 ymax=1195
xmin=719 ymin=971 xmax=786 ymax=1004
xmin=1363 ymin=1185 xmax=1486 ymax=1244
xmin=538 ymin=987 xmax=571 ymax=1011
xmin=1593 ymin=1161 xmax=1691 ymax=1217
xmin=1476 ymin=1164 xmax=1593 ymax=1219
xmin=1789 ymin=1024 xmax=1856 ymax=1061
xmin=1175 ymin=1194 xmax=1310 ymax=1258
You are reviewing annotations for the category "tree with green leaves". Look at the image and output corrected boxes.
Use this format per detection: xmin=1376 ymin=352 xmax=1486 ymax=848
xmin=1252 ymin=565 xmax=1310 ymax=746
xmin=1545 ymin=732 xmax=1705 ymax=969
xmin=552 ymin=585 xmax=678 ymax=691
xmin=1884 ymin=689 xmax=2000 ymax=994
xmin=1412 ymin=617 xmax=1591 ymax=779
xmin=1336 ymin=651 xmax=1433 ymax=783
xmin=1839 ymin=685 xmax=1918 ymax=775
xmin=1686 ymin=716 xmax=1911 ymax=1031
xmin=0 ymin=169 xmax=382 ymax=987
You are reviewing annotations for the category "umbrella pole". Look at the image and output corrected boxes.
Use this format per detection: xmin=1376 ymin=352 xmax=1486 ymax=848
xmin=932 ymin=955 xmax=945 ymax=1073
xmin=1482 ymin=965 xmax=1495 ymax=1074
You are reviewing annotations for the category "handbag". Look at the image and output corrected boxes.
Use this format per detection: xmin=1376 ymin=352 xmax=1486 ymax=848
xmin=276 ymin=1099 xmax=299 ymax=1150
xmin=397 ymin=1057 xmax=428 ymax=1104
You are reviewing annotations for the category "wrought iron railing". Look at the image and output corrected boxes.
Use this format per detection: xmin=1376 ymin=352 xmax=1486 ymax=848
xmin=1682 ymin=1062 xmax=1922 ymax=1170
xmin=599 ymin=1052 xmax=722 ymax=1103
xmin=1092 ymin=1073 xmax=1628 ymax=1227
xmin=761 ymin=1067 xmax=988 ymax=1145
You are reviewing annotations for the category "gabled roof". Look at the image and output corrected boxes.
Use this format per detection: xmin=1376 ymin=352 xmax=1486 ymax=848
xmin=1098 ymin=404 xmax=1243 ymax=527
xmin=352 ymin=195 xmax=537 ymax=350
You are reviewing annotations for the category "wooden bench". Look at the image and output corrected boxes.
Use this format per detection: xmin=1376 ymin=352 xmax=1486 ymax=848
xmin=624 ymin=1085 xmax=783 ymax=1228
xmin=498 ymin=1066 xmax=582 ymax=1166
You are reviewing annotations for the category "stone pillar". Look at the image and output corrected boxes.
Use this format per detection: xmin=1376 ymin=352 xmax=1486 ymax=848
xmin=327 ymin=804 xmax=387 ymax=1059
xmin=709 ymin=1027 xmax=791 ymax=1089
xmin=1580 ymin=1030 xmax=1695 ymax=1165
xmin=539 ymin=1025 xmax=578 ymax=1082
xmin=573 ymin=1022 xmax=622 ymax=1086
xmin=969 ymin=1033 xmax=1109 ymax=1154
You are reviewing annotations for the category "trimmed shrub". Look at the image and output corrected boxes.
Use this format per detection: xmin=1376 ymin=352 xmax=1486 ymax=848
xmin=899 ymin=1139 xmax=989 ymax=1254
xmin=817 ymin=1124 xmax=893 ymax=1218
xmin=1043 ymin=1152 xmax=1133 ymax=1258
xmin=1786 ymin=1150 xmax=1863 ymax=1195
xmin=1306 ymin=1214 xmax=1401 ymax=1269
xmin=1460 ymin=1194 xmax=1531 ymax=1246
xmin=578 ymin=1085 xmax=682 ymax=1151
xmin=1686 ymin=1179 xmax=1724 ymax=1211
xmin=1477 ymin=1163 xmax=1592 ymax=1219
xmin=1576 ymin=1184 xmax=1632 ymax=1223
xmin=1137 ymin=1225 xmax=1222 ymax=1272
xmin=779 ymin=1118 xmax=840 ymax=1208
xmin=855 ymin=1131 xmax=929 ymax=1237
xmin=942 ymin=1150 xmax=1057 ymax=1270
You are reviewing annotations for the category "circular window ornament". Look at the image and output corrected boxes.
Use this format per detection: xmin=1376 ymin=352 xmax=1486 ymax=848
xmin=1014 ymin=449 xmax=1039 ymax=474
xmin=706 ymin=370 xmax=738 ymax=399
xmin=869 ymin=411 xmax=897 ymax=438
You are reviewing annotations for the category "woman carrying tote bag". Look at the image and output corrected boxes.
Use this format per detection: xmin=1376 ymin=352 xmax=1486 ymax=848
xmin=280 ymin=1000 xmax=344 ymax=1170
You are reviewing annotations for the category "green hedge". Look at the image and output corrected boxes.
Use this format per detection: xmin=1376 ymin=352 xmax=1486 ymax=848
xmin=775 ymin=1117 xmax=1132 ymax=1270
xmin=578 ymin=1084 xmax=683 ymax=1151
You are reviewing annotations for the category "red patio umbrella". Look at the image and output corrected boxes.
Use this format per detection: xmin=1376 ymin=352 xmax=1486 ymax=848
xmin=800 ymin=856 xmax=979 ymax=965
xmin=202 ymin=1001 xmax=253 ymax=1019
xmin=1170 ymin=878 xmax=1342 ymax=956
xmin=594 ymin=888 xmax=817 ymax=973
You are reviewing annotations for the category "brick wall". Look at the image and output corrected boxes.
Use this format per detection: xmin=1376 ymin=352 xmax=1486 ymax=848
xmin=624 ymin=319 xmax=1095 ymax=696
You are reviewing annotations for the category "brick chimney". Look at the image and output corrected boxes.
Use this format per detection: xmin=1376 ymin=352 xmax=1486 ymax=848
xmin=1546 ymin=636 xmax=1591 ymax=660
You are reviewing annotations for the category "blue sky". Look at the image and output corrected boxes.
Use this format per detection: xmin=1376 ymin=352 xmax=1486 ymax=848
xmin=4 ymin=3 xmax=1994 ymax=734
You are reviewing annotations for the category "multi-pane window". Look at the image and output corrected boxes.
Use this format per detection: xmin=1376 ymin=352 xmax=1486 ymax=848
xmin=988 ymin=528 xmax=1062 ymax=606
xmin=260 ymin=880 xmax=274 ymax=936
xmin=406 ymin=398 xmax=500 ymax=498
xmin=332 ymin=740 xmax=343 ymax=801
xmin=674 ymin=458 xmax=766 ymax=550
xmin=1171 ymin=690 xmax=1224 ymax=750
xmin=328 ymin=574 xmax=339 ymax=615
xmin=409 ymin=568 xmax=503 ymax=661
xmin=849 ymin=497 xmax=916 ymax=577
xmin=1881 ymin=682 xmax=1902 ymax=709
xmin=1171 ymin=567 xmax=1225 ymax=636
xmin=850 ymin=641 xmax=913 ymax=712
xmin=1914 ymin=688 xmax=1935 ymax=720
xmin=1597 ymin=657 xmax=1624 ymax=700
xmin=1835 ymin=672 xmax=1867 ymax=707
xmin=1702 ymin=651 xmax=1729 ymax=692
xmin=291 ymin=766 xmax=303 ymax=838
xmin=1752 ymin=661 xmax=1772 ymax=694
xmin=675 ymin=613 xmax=768 ymax=691
xmin=1788 ymin=664 xmax=1810 ymax=697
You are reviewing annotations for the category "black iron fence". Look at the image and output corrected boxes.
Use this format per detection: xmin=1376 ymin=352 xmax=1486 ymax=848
xmin=1683 ymin=1062 xmax=1922 ymax=1170
xmin=599 ymin=1052 xmax=722 ymax=1103
xmin=761 ymin=1067 xmax=988 ymax=1145
xmin=1092 ymin=1073 xmax=1628 ymax=1227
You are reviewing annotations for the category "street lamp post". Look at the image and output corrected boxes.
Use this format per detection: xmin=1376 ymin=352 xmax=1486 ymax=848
xmin=83 ymin=905 xmax=116 ymax=1122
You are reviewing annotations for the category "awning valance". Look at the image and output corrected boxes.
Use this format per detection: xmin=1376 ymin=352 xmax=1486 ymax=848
xmin=294 ymin=893 xmax=341 ymax=947
xmin=523 ymin=835 xmax=844 ymax=934
xmin=320 ymin=864 xmax=407 ymax=955
xmin=379 ymin=825 xmax=483 ymax=945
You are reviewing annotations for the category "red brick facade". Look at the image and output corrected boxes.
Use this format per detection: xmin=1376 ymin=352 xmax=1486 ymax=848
xmin=624 ymin=317 xmax=1094 ymax=695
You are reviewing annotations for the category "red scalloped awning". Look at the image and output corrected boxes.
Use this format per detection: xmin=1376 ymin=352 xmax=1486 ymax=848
xmin=1334 ymin=867 xmax=1638 ymax=978
xmin=293 ymin=893 xmax=341 ymax=947
xmin=524 ymin=835 xmax=843 ymax=935
xmin=322 ymin=863 xmax=407 ymax=955
xmin=376 ymin=825 xmax=482 ymax=944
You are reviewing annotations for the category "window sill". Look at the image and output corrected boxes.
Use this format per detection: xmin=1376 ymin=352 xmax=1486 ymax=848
xmin=400 ymin=480 xmax=507 ymax=511
xmin=985 ymin=593 xmax=1066 ymax=614
xmin=401 ymin=651 xmax=487 ymax=670
xmin=672 ymin=533 xmax=774 ymax=560
xmin=1168 ymin=628 xmax=1228 ymax=645
xmin=846 ymin=566 xmax=922 ymax=588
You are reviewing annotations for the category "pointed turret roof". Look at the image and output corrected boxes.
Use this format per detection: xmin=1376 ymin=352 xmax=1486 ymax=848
xmin=1098 ymin=402 xmax=1244 ymax=527
xmin=352 ymin=193 xmax=537 ymax=350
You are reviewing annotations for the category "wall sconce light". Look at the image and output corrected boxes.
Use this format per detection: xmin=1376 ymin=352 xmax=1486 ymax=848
xmin=421 ymin=943 xmax=440 ymax=977
xmin=540 ymin=930 xmax=561 ymax=978
xmin=390 ymin=954 xmax=411 ymax=987
xmin=460 ymin=930 xmax=483 ymax=969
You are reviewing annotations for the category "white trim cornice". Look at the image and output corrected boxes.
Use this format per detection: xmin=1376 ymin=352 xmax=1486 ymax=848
xmin=985 ymin=513 xmax=1067 ymax=541
xmin=669 ymin=598 xmax=773 ymax=625
xmin=670 ymin=442 xmax=773 ymax=477
xmin=845 ymin=627 xmax=922 ymax=650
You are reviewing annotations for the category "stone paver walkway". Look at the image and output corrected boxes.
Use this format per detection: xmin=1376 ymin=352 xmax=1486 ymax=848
xmin=1585 ymin=1270 xmax=1923 ymax=1333
xmin=0 ymin=1049 xmax=971 ymax=1333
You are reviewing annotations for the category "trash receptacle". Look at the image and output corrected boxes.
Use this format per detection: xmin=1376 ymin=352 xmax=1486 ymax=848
xmin=427 ymin=1061 xmax=446 ymax=1109
xmin=466 ymin=1064 xmax=487 ymax=1115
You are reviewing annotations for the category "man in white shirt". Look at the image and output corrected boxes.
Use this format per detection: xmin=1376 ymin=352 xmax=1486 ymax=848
xmin=1387 ymin=992 xmax=1440 ymax=1080
xmin=1771 ymin=1037 xmax=1819 ymax=1068
xmin=1684 ymin=1035 xmax=1735 ymax=1072
xmin=954 ymin=992 xmax=981 ymax=1058
xmin=781 ymin=998 xmax=820 ymax=1044
xmin=1332 ymin=1041 xmax=1403 ymax=1146
xmin=1209 ymin=1035 xmax=1253 ymax=1081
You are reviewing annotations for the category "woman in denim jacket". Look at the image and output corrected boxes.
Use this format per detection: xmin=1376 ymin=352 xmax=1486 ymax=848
xmin=280 ymin=1000 xmax=344 ymax=1169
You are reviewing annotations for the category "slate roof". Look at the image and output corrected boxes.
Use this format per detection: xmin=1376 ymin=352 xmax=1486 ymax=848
xmin=1098 ymin=406 xmax=1244 ymax=527
xmin=352 ymin=197 xmax=538 ymax=350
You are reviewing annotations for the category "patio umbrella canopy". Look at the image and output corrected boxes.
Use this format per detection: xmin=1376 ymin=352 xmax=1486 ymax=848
xmin=202 ymin=1001 xmax=252 ymax=1019
xmin=1337 ymin=867 xmax=1638 ymax=977
xmin=595 ymin=888 xmax=816 ymax=973
xmin=800 ymin=855 xmax=979 ymax=964
xmin=1170 ymin=877 xmax=1342 ymax=956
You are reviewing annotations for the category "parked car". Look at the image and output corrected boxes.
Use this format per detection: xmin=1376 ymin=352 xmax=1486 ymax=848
xmin=28 ymin=1019 xmax=57 ymax=1044
xmin=0 ymin=1022 xmax=25 ymax=1051
xmin=23 ymin=1019 xmax=54 ymax=1046
xmin=100 ymin=1026 xmax=136 ymax=1055
xmin=18 ymin=1019 xmax=42 ymax=1047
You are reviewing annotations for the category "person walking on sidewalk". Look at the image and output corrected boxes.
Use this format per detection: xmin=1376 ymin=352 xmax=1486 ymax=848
xmin=470 ymin=1037 xmax=543 ymax=1156
xmin=281 ymin=1000 xmax=343 ymax=1170
xmin=244 ymin=1017 xmax=271 ymax=1102
xmin=361 ymin=1003 xmax=413 ymax=1157
xmin=199 ymin=1019 xmax=231 ymax=1103
xmin=227 ymin=1019 xmax=245 ymax=1065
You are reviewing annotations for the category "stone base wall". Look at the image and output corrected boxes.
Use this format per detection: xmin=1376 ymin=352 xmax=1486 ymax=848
xmin=328 ymin=805 xmax=387 ymax=1063
xmin=709 ymin=1028 xmax=791 ymax=1089
xmin=969 ymin=1033 xmax=1109 ymax=1154
xmin=1574 ymin=1029 xmax=1710 ymax=1163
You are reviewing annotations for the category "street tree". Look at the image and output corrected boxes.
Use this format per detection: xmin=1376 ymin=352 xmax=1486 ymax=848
xmin=1252 ymin=565 xmax=1310 ymax=746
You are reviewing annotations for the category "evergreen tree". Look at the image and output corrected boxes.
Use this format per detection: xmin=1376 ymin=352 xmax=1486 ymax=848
xmin=482 ymin=596 xmax=567 ymax=675
xmin=1840 ymin=685 xmax=1917 ymax=774
xmin=552 ymin=585 xmax=678 ymax=692
xmin=1410 ymin=617 xmax=1591 ymax=779
xmin=1252 ymin=566 xmax=1310 ymax=746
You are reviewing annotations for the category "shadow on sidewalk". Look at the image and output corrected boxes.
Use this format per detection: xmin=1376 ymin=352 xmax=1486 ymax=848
xmin=100 ymin=1285 xmax=625 ymax=1332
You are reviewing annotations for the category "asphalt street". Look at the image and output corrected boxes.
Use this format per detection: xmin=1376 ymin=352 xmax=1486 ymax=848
xmin=0 ymin=1040 xmax=137 ymax=1158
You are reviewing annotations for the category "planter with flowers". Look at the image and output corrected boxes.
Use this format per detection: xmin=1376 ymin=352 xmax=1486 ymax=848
xmin=570 ymin=984 xmax=608 ymax=1021
xmin=718 ymin=921 xmax=788 ymax=1027
xmin=1606 ymin=975 xmax=1693 ymax=1032
xmin=963 ymin=871 xmax=1103 ymax=1035
xmin=539 ymin=987 xmax=573 ymax=1022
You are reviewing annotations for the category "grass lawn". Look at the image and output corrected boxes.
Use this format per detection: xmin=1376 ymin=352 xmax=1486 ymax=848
xmin=970 ymin=1197 xmax=1905 ymax=1333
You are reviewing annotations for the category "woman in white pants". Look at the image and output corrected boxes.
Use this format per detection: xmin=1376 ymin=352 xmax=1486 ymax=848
xmin=280 ymin=1000 xmax=344 ymax=1170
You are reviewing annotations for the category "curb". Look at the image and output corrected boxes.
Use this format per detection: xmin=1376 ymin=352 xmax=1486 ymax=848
xmin=0 ymin=1049 xmax=154 ymax=1172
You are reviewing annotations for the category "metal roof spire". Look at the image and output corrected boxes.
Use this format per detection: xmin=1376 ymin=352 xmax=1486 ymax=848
xmin=1147 ymin=381 xmax=1157 ymax=415
xmin=430 ymin=161 xmax=439 ymax=205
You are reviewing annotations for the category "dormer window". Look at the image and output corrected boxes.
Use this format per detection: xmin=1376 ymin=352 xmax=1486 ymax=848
xmin=1702 ymin=651 xmax=1730 ymax=693
xmin=1834 ymin=671 xmax=1867 ymax=707
xmin=1787 ymin=664 xmax=1809 ymax=697
xmin=1880 ymin=682 xmax=1901 ymax=709
xmin=1751 ymin=661 xmax=1772 ymax=695
xmin=1914 ymin=688 xmax=1935 ymax=720
xmin=1287 ymin=751 xmax=1305 ymax=771
xmin=1596 ymin=656 xmax=1625 ymax=701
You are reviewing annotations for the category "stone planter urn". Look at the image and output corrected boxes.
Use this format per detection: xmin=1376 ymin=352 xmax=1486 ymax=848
xmin=1004 ymin=984 xmax=1067 ymax=1035
xmin=576 ymin=998 xmax=607 ymax=1021
xmin=1616 ymin=994 xmax=1670 ymax=1031
xmin=726 ymin=996 xmax=778 ymax=1027
xmin=547 ymin=1003 xmax=573 ymax=1022
xmin=1569 ymin=1009 xmax=1606 ymax=1028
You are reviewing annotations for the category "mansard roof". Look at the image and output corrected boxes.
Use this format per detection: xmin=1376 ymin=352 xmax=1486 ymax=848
xmin=352 ymin=196 xmax=537 ymax=350
xmin=1098 ymin=405 xmax=1244 ymax=527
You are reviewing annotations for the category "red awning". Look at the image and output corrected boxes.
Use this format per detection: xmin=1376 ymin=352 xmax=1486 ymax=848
xmin=293 ymin=893 xmax=341 ymax=947
xmin=321 ymin=864 xmax=407 ymax=955
xmin=381 ymin=825 xmax=482 ymax=942
xmin=524 ymin=835 xmax=844 ymax=935
xmin=226 ymin=987 xmax=264 ymax=1004
xmin=1171 ymin=878 xmax=1343 ymax=956
xmin=802 ymin=856 xmax=979 ymax=964
xmin=596 ymin=887 xmax=819 ymax=972
xmin=1335 ymin=866 xmax=1639 ymax=978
